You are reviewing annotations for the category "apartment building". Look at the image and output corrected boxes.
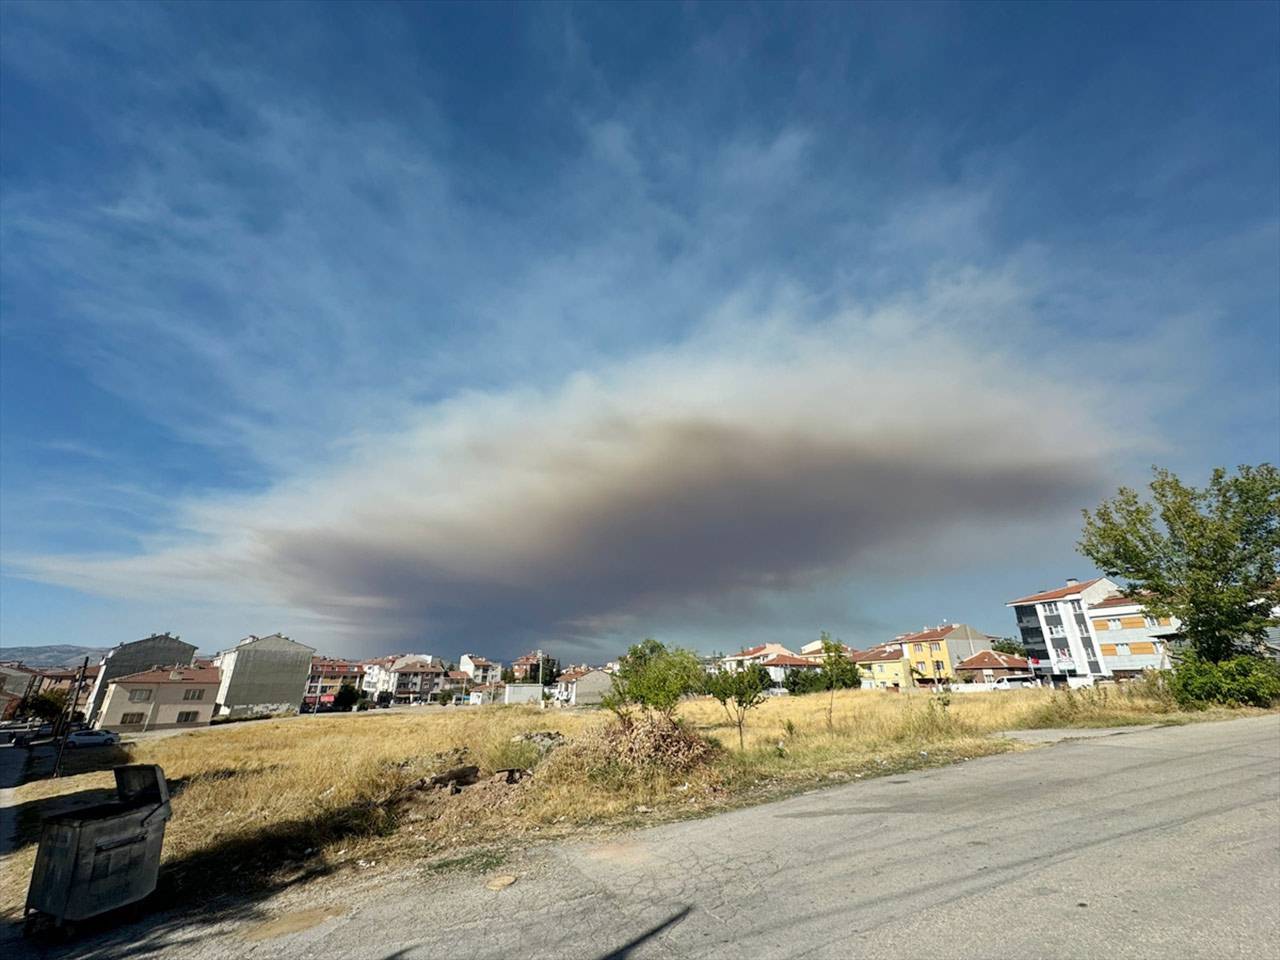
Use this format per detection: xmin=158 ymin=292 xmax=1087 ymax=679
xmin=304 ymin=657 xmax=365 ymax=708
xmin=1006 ymin=578 xmax=1119 ymax=684
xmin=1087 ymin=595 xmax=1175 ymax=677
xmin=892 ymin=624 xmax=989 ymax=685
xmin=389 ymin=655 xmax=443 ymax=703
xmin=459 ymin=654 xmax=500 ymax=686
xmin=212 ymin=633 xmax=315 ymax=718
xmin=85 ymin=632 xmax=198 ymax=723
xmin=95 ymin=665 xmax=221 ymax=732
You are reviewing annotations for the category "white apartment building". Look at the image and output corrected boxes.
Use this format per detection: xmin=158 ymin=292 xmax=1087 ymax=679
xmin=1008 ymin=577 xmax=1182 ymax=684
xmin=1086 ymin=595 xmax=1176 ymax=677
xmin=459 ymin=654 xmax=500 ymax=685
xmin=1006 ymin=578 xmax=1119 ymax=684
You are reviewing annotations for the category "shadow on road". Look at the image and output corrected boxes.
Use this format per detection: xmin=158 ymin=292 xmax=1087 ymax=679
xmin=596 ymin=905 xmax=692 ymax=960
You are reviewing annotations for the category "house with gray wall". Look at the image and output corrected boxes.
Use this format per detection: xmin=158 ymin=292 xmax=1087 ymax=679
xmin=85 ymin=632 xmax=197 ymax=723
xmin=212 ymin=633 xmax=316 ymax=718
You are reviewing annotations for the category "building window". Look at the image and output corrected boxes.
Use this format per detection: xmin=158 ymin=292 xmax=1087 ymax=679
xmin=1107 ymin=618 xmax=1121 ymax=630
xmin=176 ymin=711 xmax=199 ymax=724
xmin=933 ymin=660 xmax=945 ymax=674
xmin=1115 ymin=643 xmax=1131 ymax=656
xmin=876 ymin=664 xmax=884 ymax=673
xmin=913 ymin=643 xmax=923 ymax=653
xmin=1048 ymin=624 xmax=1065 ymax=637
xmin=1069 ymin=600 xmax=1082 ymax=613
xmin=1144 ymin=615 xmax=1158 ymax=628
xmin=929 ymin=641 xmax=941 ymax=652
xmin=120 ymin=712 xmax=144 ymax=724
xmin=128 ymin=689 xmax=152 ymax=702
xmin=183 ymin=688 xmax=205 ymax=701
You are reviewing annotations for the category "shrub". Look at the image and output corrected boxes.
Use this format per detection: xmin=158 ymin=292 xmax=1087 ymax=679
xmin=603 ymin=638 xmax=705 ymax=719
xmin=1168 ymin=655 xmax=1280 ymax=708
xmin=547 ymin=713 xmax=715 ymax=789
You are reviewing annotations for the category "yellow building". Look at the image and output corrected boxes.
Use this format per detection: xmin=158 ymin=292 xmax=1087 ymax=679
xmin=852 ymin=642 xmax=910 ymax=690
xmin=894 ymin=624 xmax=991 ymax=686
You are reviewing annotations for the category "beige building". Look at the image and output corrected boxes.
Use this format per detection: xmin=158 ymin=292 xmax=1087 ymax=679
xmin=95 ymin=665 xmax=222 ymax=732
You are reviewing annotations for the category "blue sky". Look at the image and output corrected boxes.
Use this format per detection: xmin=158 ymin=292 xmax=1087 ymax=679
xmin=2 ymin=1 xmax=1277 ymax=660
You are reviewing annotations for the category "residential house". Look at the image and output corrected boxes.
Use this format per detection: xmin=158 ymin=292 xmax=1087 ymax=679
xmin=511 ymin=652 xmax=544 ymax=681
xmin=459 ymin=654 xmax=500 ymax=686
xmin=759 ymin=655 xmax=824 ymax=688
xmin=212 ymin=633 xmax=315 ymax=719
xmin=798 ymin=639 xmax=855 ymax=662
xmin=95 ymin=665 xmax=221 ymax=732
xmin=556 ymin=668 xmax=612 ymax=706
xmin=1085 ymin=595 xmax=1176 ymax=677
xmin=893 ymin=623 xmax=990 ymax=685
xmin=720 ymin=643 xmax=798 ymax=672
xmin=0 ymin=663 xmax=40 ymax=720
xmin=852 ymin=642 xmax=910 ymax=690
xmin=1006 ymin=578 xmax=1121 ymax=684
xmin=955 ymin=650 xmax=1031 ymax=683
xmin=304 ymin=657 xmax=365 ymax=708
xmin=33 ymin=664 xmax=100 ymax=717
xmin=85 ymin=632 xmax=198 ymax=723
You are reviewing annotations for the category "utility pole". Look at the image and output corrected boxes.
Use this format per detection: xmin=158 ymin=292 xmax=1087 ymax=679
xmin=53 ymin=657 xmax=89 ymax=779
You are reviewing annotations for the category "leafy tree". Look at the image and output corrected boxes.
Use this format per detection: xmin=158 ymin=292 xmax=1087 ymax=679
xmin=603 ymin=638 xmax=705 ymax=720
xmin=26 ymin=689 xmax=67 ymax=722
xmin=375 ymin=691 xmax=392 ymax=707
xmin=991 ymin=638 xmax=1027 ymax=657
xmin=817 ymin=633 xmax=861 ymax=731
xmin=784 ymin=670 xmax=827 ymax=695
xmin=706 ymin=664 xmax=770 ymax=750
xmin=333 ymin=682 xmax=360 ymax=711
xmin=500 ymin=667 xmax=516 ymax=684
xmin=1080 ymin=464 xmax=1280 ymax=663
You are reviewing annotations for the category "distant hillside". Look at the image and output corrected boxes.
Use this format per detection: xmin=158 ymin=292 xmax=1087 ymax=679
xmin=0 ymin=644 xmax=110 ymax=668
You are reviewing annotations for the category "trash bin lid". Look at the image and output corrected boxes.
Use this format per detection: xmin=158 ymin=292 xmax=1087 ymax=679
xmin=114 ymin=764 xmax=169 ymax=805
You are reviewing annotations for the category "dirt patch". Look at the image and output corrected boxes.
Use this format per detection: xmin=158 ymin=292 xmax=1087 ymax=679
xmin=242 ymin=905 xmax=346 ymax=941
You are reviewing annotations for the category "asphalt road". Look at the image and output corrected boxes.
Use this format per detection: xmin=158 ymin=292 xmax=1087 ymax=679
xmin=11 ymin=715 xmax=1280 ymax=960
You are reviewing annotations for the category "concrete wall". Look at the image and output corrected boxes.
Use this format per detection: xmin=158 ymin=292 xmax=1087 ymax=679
xmin=504 ymin=683 xmax=544 ymax=704
xmin=570 ymin=670 xmax=612 ymax=706
xmin=215 ymin=635 xmax=314 ymax=718
xmin=86 ymin=635 xmax=197 ymax=723
xmin=97 ymin=680 xmax=217 ymax=731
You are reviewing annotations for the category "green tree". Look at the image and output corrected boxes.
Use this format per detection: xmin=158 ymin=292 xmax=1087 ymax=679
xmin=26 ymin=689 xmax=67 ymax=722
xmin=1079 ymin=464 xmax=1280 ymax=663
xmin=817 ymin=634 xmax=861 ymax=731
xmin=604 ymin=638 xmax=705 ymax=720
xmin=706 ymin=664 xmax=770 ymax=750
xmin=991 ymin=638 xmax=1027 ymax=657
xmin=333 ymin=682 xmax=360 ymax=711
xmin=784 ymin=670 xmax=827 ymax=695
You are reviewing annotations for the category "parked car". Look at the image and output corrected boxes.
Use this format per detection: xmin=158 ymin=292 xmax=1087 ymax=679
xmin=64 ymin=730 xmax=121 ymax=748
xmin=993 ymin=675 xmax=1037 ymax=690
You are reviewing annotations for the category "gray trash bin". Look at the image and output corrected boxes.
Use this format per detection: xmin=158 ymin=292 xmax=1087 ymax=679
xmin=25 ymin=764 xmax=172 ymax=926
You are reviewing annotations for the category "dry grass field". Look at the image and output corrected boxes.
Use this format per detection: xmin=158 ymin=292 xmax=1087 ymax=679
xmin=0 ymin=684 xmax=1257 ymax=919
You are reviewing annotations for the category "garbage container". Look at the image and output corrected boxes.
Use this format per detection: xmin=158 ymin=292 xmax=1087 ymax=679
xmin=25 ymin=764 xmax=171 ymax=927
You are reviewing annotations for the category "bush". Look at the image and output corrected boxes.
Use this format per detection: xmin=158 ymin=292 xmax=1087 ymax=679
xmin=1168 ymin=655 xmax=1280 ymax=708
xmin=547 ymin=713 xmax=715 ymax=788
xmin=784 ymin=670 xmax=826 ymax=695
xmin=604 ymin=638 xmax=705 ymax=718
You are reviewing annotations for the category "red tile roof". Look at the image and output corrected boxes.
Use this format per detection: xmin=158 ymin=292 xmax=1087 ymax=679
xmin=760 ymin=655 xmax=822 ymax=668
xmin=956 ymin=650 xmax=1029 ymax=671
xmin=112 ymin=665 xmax=222 ymax=685
xmin=895 ymin=625 xmax=958 ymax=644
xmin=1007 ymin=578 xmax=1103 ymax=606
xmin=851 ymin=643 xmax=905 ymax=663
